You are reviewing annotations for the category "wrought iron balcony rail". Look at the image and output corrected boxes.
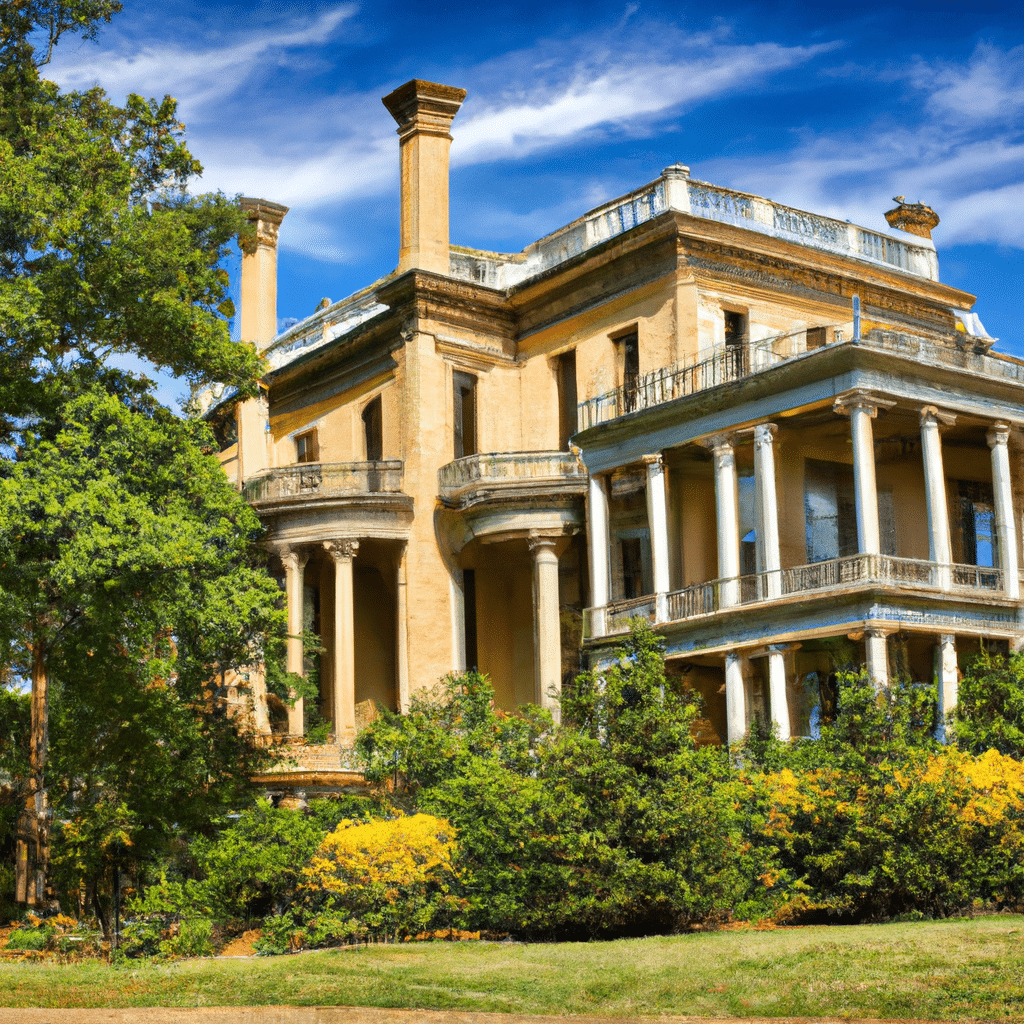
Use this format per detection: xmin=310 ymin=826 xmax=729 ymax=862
xmin=585 ymin=553 xmax=1006 ymax=638
xmin=438 ymin=450 xmax=587 ymax=503
xmin=577 ymin=324 xmax=1019 ymax=431
xmin=243 ymin=461 xmax=404 ymax=504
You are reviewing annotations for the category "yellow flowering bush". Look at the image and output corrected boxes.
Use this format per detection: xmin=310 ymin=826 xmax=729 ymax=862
xmin=299 ymin=813 xmax=464 ymax=943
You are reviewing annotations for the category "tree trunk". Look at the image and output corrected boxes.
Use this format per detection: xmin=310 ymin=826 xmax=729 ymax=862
xmin=16 ymin=636 xmax=49 ymax=907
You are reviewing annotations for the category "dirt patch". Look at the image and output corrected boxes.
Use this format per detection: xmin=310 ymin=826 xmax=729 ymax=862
xmin=218 ymin=929 xmax=261 ymax=957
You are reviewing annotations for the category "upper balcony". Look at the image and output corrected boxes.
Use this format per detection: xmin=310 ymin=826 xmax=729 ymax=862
xmin=243 ymin=461 xmax=405 ymax=508
xmin=438 ymin=451 xmax=588 ymax=510
xmin=577 ymin=321 xmax=1015 ymax=432
xmin=584 ymin=553 xmax=1011 ymax=641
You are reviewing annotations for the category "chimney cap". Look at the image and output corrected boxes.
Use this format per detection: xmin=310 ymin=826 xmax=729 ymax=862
xmin=884 ymin=199 xmax=939 ymax=239
xmin=382 ymin=79 xmax=467 ymax=138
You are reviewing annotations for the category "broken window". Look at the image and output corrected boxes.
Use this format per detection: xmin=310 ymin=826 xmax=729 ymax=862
xmin=952 ymin=480 xmax=997 ymax=567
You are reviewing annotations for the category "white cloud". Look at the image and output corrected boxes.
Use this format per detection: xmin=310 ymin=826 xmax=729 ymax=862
xmin=48 ymin=5 xmax=357 ymax=122
xmin=454 ymin=42 xmax=837 ymax=164
xmin=913 ymin=43 xmax=1024 ymax=123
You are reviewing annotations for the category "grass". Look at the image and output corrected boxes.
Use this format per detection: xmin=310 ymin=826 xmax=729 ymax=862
xmin=2 ymin=916 xmax=1024 ymax=1018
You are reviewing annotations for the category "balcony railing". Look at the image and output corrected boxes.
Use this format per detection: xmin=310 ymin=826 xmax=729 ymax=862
xmin=586 ymin=553 xmax=1006 ymax=638
xmin=243 ymin=461 xmax=404 ymax=504
xmin=437 ymin=450 xmax=587 ymax=504
xmin=577 ymin=323 xmax=1022 ymax=430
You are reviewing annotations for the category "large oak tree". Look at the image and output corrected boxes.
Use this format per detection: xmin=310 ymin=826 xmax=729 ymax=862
xmin=0 ymin=2 xmax=284 ymax=914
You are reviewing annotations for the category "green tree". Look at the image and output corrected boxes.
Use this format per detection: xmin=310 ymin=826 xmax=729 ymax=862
xmin=0 ymin=1 xmax=262 ymax=441
xmin=953 ymin=650 xmax=1024 ymax=758
xmin=0 ymin=380 xmax=285 ymax=915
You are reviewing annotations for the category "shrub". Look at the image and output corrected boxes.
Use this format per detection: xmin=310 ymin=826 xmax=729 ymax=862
xmin=301 ymin=813 xmax=464 ymax=944
xmin=954 ymin=650 xmax=1024 ymax=758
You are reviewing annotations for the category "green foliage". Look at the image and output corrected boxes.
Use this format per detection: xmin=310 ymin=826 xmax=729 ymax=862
xmin=953 ymin=650 xmax=1024 ymax=758
xmin=0 ymin=381 xmax=286 ymax=910
xmin=190 ymin=801 xmax=328 ymax=922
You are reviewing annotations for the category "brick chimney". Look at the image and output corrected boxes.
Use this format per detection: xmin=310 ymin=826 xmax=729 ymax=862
xmin=382 ymin=80 xmax=466 ymax=276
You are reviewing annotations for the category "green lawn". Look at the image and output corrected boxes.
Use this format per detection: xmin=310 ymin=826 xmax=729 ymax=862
xmin=2 ymin=916 xmax=1023 ymax=1018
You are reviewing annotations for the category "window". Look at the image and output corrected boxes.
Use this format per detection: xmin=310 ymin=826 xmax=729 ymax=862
xmin=362 ymin=396 xmax=382 ymax=461
xmin=804 ymin=459 xmax=897 ymax=562
xmin=806 ymin=326 xmax=827 ymax=350
xmin=616 ymin=331 xmax=639 ymax=412
xmin=295 ymin=429 xmax=319 ymax=464
xmin=463 ymin=568 xmax=478 ymax=671
xmin=724 ymin=310 xmax=748 ymax=377
xmin=453 ymin=371 xmax=477 ymax=458
xmin=953 ymin=480 xmax=997 ymax=567
xmin=621 ymin=538 xmax=644 ymax=599
xmin=557 ymin=350 xmax=578 ymax=448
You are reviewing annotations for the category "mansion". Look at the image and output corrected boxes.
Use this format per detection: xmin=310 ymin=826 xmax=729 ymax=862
xmin=207 ymin=80 xmax=1022 ymax=776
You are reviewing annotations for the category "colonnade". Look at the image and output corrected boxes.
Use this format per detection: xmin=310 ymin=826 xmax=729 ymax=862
xmin=585 ymin=392 xmax=1021 ymax=745
xmin=274 ymin=540 xmax=409 ymax=742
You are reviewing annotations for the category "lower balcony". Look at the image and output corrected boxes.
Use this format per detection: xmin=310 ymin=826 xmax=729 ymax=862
xmin=585 ymin=553 xmax=1008 ymax=639
xmin=243 ymin=461 xmax=404 ymax=506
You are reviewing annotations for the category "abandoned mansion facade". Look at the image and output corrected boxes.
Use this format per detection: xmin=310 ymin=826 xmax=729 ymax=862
xmin=207 ymin=80 xmax=1022 ymax=767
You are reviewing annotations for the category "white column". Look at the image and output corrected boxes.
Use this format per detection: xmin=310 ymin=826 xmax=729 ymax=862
xmin=725 ymin=651 xmax=746 ymax=745
xmin=325 ymin=539 xmax=358 ymax=744
xmin=395 ymin=543 xmax=410 ymax=713
xmin=587 ymin=474 xmax=610 ymax=635
xmin=937 ymin=634 xmax=958 ymax=742
xmin=529 ymin=533 xmax=562 ymax=723
xmin=865 ymin=628 xmax=889 ymax=688
xmin=643 ymin=453 xmax=670 ymax=621
xmin=250 ymin=668 xmax=272 ymax=737
xmin=834 ymin=391 xmax=892 ymax=557
xmin=921 ymin=406 xmax=954 ymax=590
xmin=710 ymin=435 xmax=740 ymax=608
xmin=988 ymin=423 xmax=1019 ymax=600
xmin=754 ymin=424 xmax=781 ymax=599
xmin=767 ymin=645 xmax=790 ymax=741
xmin=280 ymin=546 xmax=308 ymax=737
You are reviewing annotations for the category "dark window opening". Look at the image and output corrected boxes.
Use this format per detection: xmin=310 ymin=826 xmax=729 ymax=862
xmin=806 ymin=326 xmax=827 ymax=350
xmin=463 ymin=568 xmax=478 ymax=671
xmin=953 ymin=480 xmax=997 ymax=567
xmin=211 ymin=408 xmax=238 ymax=451
xmin=724 ymin=311 xmax=748 ymax=377
xmin=557 ymin=350 xmax=578 ymax=448
xmin=454 ymin=371 xmax=477 ymax=458
xmin=617 ymin=331 xmax=640 ymax=412
xmin=362 ymin=396 xmax=382 ymax=462
xmin=295 ymin=430 xmax=319 ymax=464
xmin=621 ymin=538 xmax=644 ymax=599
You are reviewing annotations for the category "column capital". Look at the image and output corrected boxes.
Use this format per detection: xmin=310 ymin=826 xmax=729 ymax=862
xmin=641 ymin=452 xmax=664 ymax=469
xmin=833 ymin=388 xmax=896 ymax=418
xmin=920 ymin=405 xmax=956 ymax=428
xmin=276 ymin=545 xmax=308 ymax=571
xmin=527 ymin=531 xmax=559 ymax=555
xmin=724 ymin=650 xmax=742 ymax=668
xmin=939 ymin=633 xmax=957 ymax=646
xmin=864 ymin=626 xmax=892 ymax=640
xmin=987 ymin=422 xmax=1012 ymax=448
xmin=754 ymin=422 xmax=778 ymax=449
xmin=324 ymin=539 xmax=359 ymax=563
xmin=702 ymin=433 xmax=736 ymax=460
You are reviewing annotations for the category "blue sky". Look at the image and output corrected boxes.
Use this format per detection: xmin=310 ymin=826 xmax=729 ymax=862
xmin=46 ymin=0 xmax=1023 ymax=407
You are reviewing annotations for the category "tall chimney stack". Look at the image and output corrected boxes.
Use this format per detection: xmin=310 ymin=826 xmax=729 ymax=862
xmin=236 ymin=197 xmax=287 ymax=484
xmin=382 ymin=80 xmax=466 ymax=276
xmin=239 ymin=198 xmax=289 ymax=349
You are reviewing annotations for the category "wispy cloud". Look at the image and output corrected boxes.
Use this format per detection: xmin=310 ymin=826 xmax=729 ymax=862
xmin=704 ymin=42 xmax=1024 ymax=248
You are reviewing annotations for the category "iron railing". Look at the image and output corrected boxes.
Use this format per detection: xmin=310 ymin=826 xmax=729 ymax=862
xmin=587 ymin=553 xmax=1005 ymax=637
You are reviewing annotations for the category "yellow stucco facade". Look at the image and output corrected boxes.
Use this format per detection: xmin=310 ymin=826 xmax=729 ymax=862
xmin=206 ymin=80 xmax=1024 ymax=778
